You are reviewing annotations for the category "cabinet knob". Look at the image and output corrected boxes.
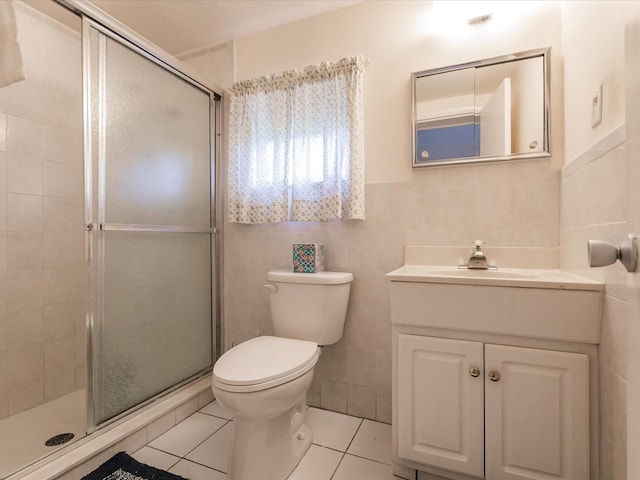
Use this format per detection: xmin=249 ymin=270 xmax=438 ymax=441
xmin=488 ymin=371 xmax=501 ymax=382
xmin=469 ymin=367 xmax=481 ymax=377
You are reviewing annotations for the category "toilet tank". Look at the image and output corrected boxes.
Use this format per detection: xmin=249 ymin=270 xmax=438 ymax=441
xmin=266 ymin=270 xmax=353 ymax=345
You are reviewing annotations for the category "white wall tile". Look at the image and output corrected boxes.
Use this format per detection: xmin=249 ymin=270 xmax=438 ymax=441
xmin=8 ymin=193 xmax=42 ymax=232
xmin=0 ymin=113 xmax=6 ymax=153
xmin=7 ymin=115 xmax=43 ymax=159
xmin=347 ymin=384 xmax=376 ymax=420
xmin=561 ymin=134 xmax=629 ymax=476
xmin=44 ymin=301 xmax=74 ymax=340
xmin=7 ymin=232 xmax=42 ymax=270
xmin=7 ymin=269 xmax=43 ymax=312
xmin=7 ymin=306 xmax=43 ymax=346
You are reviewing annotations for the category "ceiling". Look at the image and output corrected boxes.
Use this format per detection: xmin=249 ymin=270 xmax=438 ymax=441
xmin=81 ymin=0 xmax=363 ymax=54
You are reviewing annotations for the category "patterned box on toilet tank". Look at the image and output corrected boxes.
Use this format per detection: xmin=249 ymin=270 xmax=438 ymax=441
xmin=292 ymin=243 xmax=325 ymax=273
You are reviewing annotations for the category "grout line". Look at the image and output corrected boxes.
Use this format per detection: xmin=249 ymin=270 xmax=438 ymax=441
xmin=343 ymin=417 xmax=364 ymax=453
xmin=343 ymin=451 xmax=393 ymax=467
xmin=138 ymin=446 xmax=181 ymax=470
xmin=171 ymin=457 xmax=228 ymax=476
xmin=180 ymin=418 xmax=231 ymax=460
xmin=328 ymin=451 xmax=346 ymax=480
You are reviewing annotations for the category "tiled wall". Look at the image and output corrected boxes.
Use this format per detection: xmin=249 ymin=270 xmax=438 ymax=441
xmin=180 ymin=43 xmax=561 ymax=424
xmin=0 ymin=2 xmax=84 ymax=419
xmin=222 ymin=158 xmax=559 ymax=423
xmin=560 ymin=126 xmax=628 ymax=480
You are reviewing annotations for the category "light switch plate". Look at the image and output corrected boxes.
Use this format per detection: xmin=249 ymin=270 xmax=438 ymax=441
xmin=592 ymin=84 xmax=603 ymax=128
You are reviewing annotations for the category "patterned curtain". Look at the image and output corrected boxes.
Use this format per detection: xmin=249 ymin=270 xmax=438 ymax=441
xmin=228 ymin=56 xmax=366 ymax=224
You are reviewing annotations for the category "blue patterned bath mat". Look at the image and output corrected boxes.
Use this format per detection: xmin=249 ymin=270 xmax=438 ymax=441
xmin=81 ymin=452 xmax=187 ymax=480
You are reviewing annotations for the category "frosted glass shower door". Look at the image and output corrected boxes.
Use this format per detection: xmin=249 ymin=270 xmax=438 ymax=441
xmin=86 ymin=24 xmax=215 ymax=427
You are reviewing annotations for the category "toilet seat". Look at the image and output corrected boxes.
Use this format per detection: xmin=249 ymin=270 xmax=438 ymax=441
xmin=213 ymin=336 xmax=319 ymax=393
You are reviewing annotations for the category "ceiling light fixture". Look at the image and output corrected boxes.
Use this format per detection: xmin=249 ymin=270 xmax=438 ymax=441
xmin=467 ymin=13 xmax=493 ymax=25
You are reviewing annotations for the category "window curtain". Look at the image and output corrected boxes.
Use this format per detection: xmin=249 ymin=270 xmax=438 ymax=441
xmin=228 ymin=56 xmax=366 ymax=224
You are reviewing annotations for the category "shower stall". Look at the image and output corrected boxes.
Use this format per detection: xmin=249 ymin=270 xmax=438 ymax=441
xmin=0 ymin=1 xmax=221 ymax=478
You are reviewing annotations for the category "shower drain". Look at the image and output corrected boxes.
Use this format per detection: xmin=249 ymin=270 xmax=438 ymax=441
xmin=45 ymin=433 xmax=75 ymax=447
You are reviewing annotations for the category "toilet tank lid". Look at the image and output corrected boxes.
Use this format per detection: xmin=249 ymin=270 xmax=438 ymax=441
xmin=268 ymin=270 xmax=353 ymax=285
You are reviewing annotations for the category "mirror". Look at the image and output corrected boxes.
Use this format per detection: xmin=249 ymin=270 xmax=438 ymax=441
xmin=412 ymin=48 xmax=550 ymax=167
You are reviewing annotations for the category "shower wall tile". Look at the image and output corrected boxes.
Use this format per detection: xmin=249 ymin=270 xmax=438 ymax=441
xmin=7 ymin=306 xmax=43 ymax=346
xmin=7 ymin=269 xmax=43 ymax=312
xmin=0 ymin=348 xmax=7 ymax=419
xmin=44 ymin=366 xmax=75 ymax=402
xmin=0 ymin=311 xmax=7 ymax=351
xmin=7 ymin=232 xmax=43 ymax=270
xmin=7 ymin=115 xmax=44 ymax=159
xmin=8 ymin=153 xmax=43 ymax=195
xmin=43 ymin=233 xmax=76 ymax=268
xmin=0 ymin=2 xmax=84 ymax=417
xmin=44 ymin=125 xmax=74 ymax=164
xmin=43 ymin=267 xmax=81 ymax=304
xmin=8 ymin=379 xmax=43 ymax=415
xmin=0 ymin=193 xmax=7 ymax=231
xmin=8 ymin=343 xmax=43 ymax=387
xmin=8 ymin=193 xmax=42 ymax=232
xmin=43 ymin=197 xmax=82 ymax=233
xmin=0 ymin=233 xmax=7 ymax=272
xmin=0 ymin=152 xmax=7 ymax=191
xmin=44 ymin=301 xmax=75 ymax=340
xmin=0 ymin=112 xmax=6 ymax=152
xmin=44 ymin=160 xmax=74 ymax=198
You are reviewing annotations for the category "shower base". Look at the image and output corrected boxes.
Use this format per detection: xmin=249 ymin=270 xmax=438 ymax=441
xmin=0 ymin=389 xmax=86 ymax=479
xmin=7 ymin=376 xmax=212 ymax=480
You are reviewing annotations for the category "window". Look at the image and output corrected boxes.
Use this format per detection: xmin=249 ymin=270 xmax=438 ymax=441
xmin=228 ymin=56 xmax=366 ymax=224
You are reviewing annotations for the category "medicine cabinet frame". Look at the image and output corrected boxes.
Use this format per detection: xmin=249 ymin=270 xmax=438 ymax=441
xmin=411 ymin=47 xmax=551 ymax=168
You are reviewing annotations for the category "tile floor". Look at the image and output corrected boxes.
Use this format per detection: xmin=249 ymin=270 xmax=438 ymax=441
xmin=132 ymin=400 xmax=399 ymax=480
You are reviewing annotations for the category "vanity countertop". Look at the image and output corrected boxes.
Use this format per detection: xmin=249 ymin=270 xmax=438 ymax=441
xmin=386 ymin=265 xmax=604 ymax=291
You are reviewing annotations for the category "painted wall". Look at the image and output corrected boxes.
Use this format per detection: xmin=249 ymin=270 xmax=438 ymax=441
xmin=562 ymin=0 xmax=640 ymax=163
xmin=0 ymin=2 xmax=84 ymax=419
xmin=560 ymin=2 xmax=640 ymax=477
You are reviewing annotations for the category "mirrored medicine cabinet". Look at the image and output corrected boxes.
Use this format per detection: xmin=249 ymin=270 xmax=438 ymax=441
xmin=412 ymin=47 xmax=551 ymax=168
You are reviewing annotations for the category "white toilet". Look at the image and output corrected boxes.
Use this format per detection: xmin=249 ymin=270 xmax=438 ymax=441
xmin=212 ymin=270 xmax=353 ymax=480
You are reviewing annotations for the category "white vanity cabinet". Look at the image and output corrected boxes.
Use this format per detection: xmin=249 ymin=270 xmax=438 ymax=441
xmin=397 ymin=335 xmax=589 ymax=480
xmin=387 ymin=264 xmax=603 ymax=480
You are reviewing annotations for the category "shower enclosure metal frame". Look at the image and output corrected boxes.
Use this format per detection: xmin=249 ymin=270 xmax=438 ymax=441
xmin=55 ymin=0 xmax=223 ymax=434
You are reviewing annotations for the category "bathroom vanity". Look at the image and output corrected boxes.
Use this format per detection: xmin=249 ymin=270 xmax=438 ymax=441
xmin=388 ymin=248 xmax=604 ymax=480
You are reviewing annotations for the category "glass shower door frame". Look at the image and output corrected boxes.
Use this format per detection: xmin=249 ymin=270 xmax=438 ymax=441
xmin=82 ymin=17 xmax=221 ymax=433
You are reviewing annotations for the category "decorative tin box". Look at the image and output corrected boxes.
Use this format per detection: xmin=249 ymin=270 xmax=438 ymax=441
xmin=292 ymin=243 xmax=325 ymax=273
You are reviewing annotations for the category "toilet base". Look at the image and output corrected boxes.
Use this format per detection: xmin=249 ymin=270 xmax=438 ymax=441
xmin=229 ymin=414 xmax=312 ymax=480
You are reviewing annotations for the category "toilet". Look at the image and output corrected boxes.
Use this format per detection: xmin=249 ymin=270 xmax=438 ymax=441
xmin=211 ymin=270 xmax=353 ymax=480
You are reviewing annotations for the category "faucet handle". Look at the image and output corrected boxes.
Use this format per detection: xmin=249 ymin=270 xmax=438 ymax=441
xmin=472 ymin=240 xmax=485 ymax=251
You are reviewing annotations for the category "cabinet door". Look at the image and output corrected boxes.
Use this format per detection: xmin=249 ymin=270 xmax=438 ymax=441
xmin=398 ymin=335 xmax=484 ymax=478
xmin=484 ymin=345 xmax=589 ymax=480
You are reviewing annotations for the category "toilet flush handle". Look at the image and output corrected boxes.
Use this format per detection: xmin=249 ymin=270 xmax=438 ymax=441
xmin=263 ymin=283 xmax=278 ymax=293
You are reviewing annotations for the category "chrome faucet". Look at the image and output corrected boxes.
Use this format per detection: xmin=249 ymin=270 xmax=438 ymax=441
xmin=460 ymin=240 xmax=496 ymax=270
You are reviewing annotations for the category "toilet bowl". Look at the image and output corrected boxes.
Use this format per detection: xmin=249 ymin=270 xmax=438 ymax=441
xmin=212 ymin=336 xmax=320 ymax=480
xmin=212 ymin=270 xmax=353 ymax=480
